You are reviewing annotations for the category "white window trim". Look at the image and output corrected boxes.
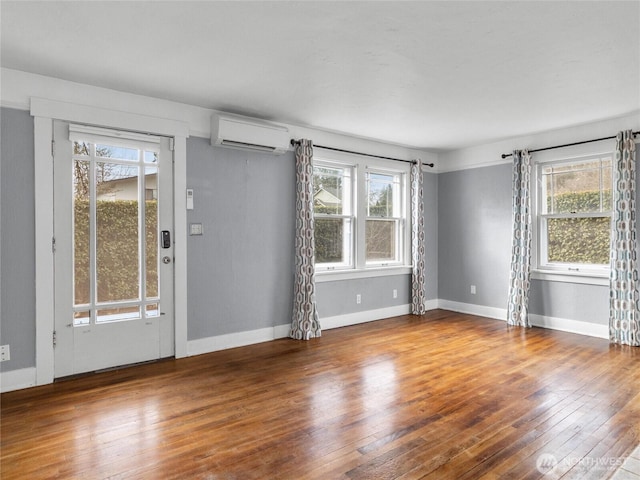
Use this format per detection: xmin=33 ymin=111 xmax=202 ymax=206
xmin=31 ymin=97 xmax=189 ymax=386
xmin=365 ymin=167 xmax=405 ymax=267
xmin=313 ymin=159 xmax=356 ymax=272
xmin=532 ymin=151 xmax=612 ymax=286
xmin=313 ymin=153 xmax=412 ymax=278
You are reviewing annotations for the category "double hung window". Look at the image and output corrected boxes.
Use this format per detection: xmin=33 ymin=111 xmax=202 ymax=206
xmin=536 ymin=154 xmax=612 ymax=276
xmin=313 ymin=164 xmax=354 ymax=269
xmin=366 ymin=171 xmax=403 ymax=264
xmin=313 ymin=156 xmax=409 ymax=274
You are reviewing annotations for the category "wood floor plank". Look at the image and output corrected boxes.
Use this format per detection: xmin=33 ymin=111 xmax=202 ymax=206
xmin=2 ymin=310 xmax=639 ymax=479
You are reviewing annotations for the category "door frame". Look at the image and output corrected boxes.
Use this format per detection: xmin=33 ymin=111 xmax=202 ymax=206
xmin=32 ymin=98 xmax=189 ymax=385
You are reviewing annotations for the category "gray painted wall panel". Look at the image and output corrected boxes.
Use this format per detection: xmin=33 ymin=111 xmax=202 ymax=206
xmin=423 ymin=171 xmax=438 ymax=300
xmin=438 ymin=164 xmax=512 ymax=308
xmin=0 ymin=108 xmax=36 ymax=371
xmin=186 ymin=139 xmax=296 ymax=339
xmin=529 ymin=280 xmax=608 ymax=324
xmin=316 ymin=275 xmax=411 ymax=318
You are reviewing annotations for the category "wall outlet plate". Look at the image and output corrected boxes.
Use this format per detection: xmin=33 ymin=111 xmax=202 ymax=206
xmin=0 ymin=345 xmax=10 ymax=362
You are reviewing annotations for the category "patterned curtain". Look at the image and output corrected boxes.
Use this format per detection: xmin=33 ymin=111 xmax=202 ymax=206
xmin=610 ymin=130 xmax=639 ymax=346
xmin=411 ymin=159 xmax=427 ymax=314
xmin=506 ymin=149 xmax=532 ymax=327
xmin=290 ymin=139 xmax=322 ymax=340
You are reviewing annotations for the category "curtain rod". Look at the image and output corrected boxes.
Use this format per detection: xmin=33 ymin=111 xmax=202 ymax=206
xmin=290 ymin=139 xmax=435 ymax=167
xmin=501 ymin=131 xmax=640 ymax=159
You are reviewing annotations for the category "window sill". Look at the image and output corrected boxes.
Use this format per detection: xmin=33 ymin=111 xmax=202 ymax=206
xmin=315 ymin=266 xmax=412 ymax=283
xmin=531 ymin=269 xmax=609 ymax=286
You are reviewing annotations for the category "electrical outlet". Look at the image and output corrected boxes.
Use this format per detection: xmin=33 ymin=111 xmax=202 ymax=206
xmin=356 ymin=294 xmax=361 ymax=304
xmin=470 ymin=285 xmax=476 ymax=295
xmin=393 ymin=289 xmax=398 ymax=299
xmin=0 ymin=345 xmax=10 ymax=362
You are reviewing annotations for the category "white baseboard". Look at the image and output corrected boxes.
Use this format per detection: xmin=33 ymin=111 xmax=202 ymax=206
xmin=186 ymin=303 xmax=428 ymax=357
xmin=320 ymin=304 xmax=412 ymax=330
xmin=1 ymin=367 xmax=36 ymax=393
xmin=437 ymin=299 xmax=507 ymax=320
xmin=529 ymin=314 xmax=609 ymax=339
xmin=436 ymin=299 xmax=609 ymax=340
xmin=424 ymin=299 xmax=439 ymax=311
xmin=187 ymin=325 xmax=291 ymax=357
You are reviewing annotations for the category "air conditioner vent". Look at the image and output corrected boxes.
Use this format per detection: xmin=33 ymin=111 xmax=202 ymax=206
xmin=211 ymin=114 xmax=290 ymax=155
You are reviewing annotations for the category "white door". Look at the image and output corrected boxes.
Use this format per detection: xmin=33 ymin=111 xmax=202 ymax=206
xmin=53 ymin=121 xmax=174 ymax=377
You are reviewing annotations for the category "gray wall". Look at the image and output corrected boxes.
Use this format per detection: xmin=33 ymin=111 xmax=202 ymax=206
xmin=186 ymin=139 xmax=296 ymax=339
xmin=316 ymin=275 xmax=411 ymax=318
xmin=0 ymin=108 xmax=36 ymax=371
xmin=186 ymin=138 xmax=428 ymax=337
xmin=438 ymin=164 xmax=512 ymax=308
xmin=423 ymin=171 xmax=438 ymax=301
xmin=437 ymin=161 xmax=616 ymax=325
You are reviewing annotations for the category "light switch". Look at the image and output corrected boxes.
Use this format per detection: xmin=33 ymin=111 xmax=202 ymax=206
xmin=190 ymin=223 xmax=203 ymax=236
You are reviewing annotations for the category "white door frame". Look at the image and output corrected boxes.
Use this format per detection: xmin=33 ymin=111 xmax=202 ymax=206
xmin=32 ymin=97 xmax=189 ymax=385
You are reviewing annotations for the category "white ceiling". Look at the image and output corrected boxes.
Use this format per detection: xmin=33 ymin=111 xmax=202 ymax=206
xmin=1 ymin=1 xmax=639 ymax=151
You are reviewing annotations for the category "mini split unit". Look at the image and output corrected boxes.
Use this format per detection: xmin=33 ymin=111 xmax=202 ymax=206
xmin=211 ymin=113 xmax=290 ymax=154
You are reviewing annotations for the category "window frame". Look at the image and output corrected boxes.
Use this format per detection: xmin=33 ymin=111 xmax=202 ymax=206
xmin=313 ymin=152 xmax=412 ymax=280
xmin=533 ymin=152 xmax=613 ymax=283
xmin=364 ymin=168 xmax=405 ymax=266
xmin=312 ymin=160 xmax=356 ymax=271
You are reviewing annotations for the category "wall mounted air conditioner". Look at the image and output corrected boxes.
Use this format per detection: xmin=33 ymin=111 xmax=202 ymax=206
xmin=211 ymin=113 xmax=290 ymax=155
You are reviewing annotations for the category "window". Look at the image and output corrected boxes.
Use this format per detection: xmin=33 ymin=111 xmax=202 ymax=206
xmin=536 ymin=154 xmax=612 ymax=275
xmin=313 ymin=156 xmax=409 ymax=274
xmin=366 ymin=171 xmax=403 ymax=264
xmin=313 ymin=163 xmax=354 ymax=269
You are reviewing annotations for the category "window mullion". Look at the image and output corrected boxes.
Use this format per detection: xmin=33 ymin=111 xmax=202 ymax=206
xmin=355 ymin=166 xmax=366 ymax=270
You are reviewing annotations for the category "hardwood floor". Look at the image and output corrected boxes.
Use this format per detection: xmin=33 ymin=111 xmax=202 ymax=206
xmin=2 ymin=310 xmax=639 ymax=479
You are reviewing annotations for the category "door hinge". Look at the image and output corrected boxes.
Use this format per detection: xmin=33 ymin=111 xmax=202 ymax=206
xmin=53 ymin=330 xmax=57 ymax=348
xmin=52 ymin=236 xmax=56 ymax=253
xmin=169 ymin=138 xmax=175 ymax=151
xmin=51 ymin=139 xmax=55 ymax=157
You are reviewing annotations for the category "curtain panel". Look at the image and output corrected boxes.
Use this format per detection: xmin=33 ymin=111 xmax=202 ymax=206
xmin=610 ymin=130 xmax=639 ymax=346
xmin=411 ymin=159 xmax=427 ymax=314
xmin=506 ymin=149 xmax=532 ymax=327
xmin=290 ymin=139 xmax=322 ymax=340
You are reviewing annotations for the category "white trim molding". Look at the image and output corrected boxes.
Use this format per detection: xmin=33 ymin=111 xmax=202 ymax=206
xmin=33 ymin=116 xmax=56 ymax=385
xmin=1 ymin=368 xmax=37 ymax=393
xmin=187 ymin=326 xmax=291 ymax=357
xmin=437 ymin=299 xmax=507 ymax=321
xmin=532 ymin=270 xmax=609 ymax=286
xmin=186 ymin=303 xmax=426 ymax=358
xmin=528 ymin=314 xmax=608 ymax=339
xmin=320 ymin=304 xmax=413 ymax=330
xmin=437 ymin=299 xmax=609 ymax=339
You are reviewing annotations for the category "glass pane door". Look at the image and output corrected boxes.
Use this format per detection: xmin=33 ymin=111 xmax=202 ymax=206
xmin=71 ymin=140 xmax=160 ymax=325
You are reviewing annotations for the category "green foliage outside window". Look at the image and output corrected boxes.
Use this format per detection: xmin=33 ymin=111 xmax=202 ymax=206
xmin=74 ymin=200 xmax=158 ymax=305
xmin=546 ymin=191 xmax=611 ymax=265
